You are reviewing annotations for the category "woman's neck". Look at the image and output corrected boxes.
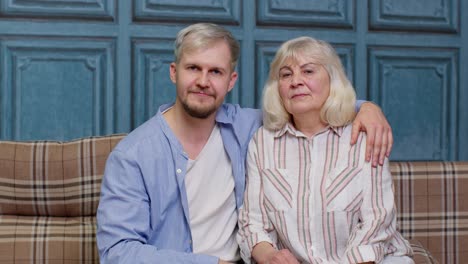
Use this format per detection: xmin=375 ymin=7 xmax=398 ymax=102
xmin=292 ymin=112 xmax=327 ymax=138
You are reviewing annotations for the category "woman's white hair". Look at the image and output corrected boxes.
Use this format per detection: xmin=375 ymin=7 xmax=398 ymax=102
xmin=262 ymin=36 xmax=357 ymax=130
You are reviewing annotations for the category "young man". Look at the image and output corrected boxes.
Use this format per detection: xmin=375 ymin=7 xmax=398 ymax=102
xmin=96 ymin=23 xmax=392 ymax=264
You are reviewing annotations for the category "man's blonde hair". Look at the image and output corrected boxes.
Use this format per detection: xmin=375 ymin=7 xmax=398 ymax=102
xmin=262 ymin=36 xmax=356 ymax=130
xmin=174 ymin=23 xmax=240 ymax=71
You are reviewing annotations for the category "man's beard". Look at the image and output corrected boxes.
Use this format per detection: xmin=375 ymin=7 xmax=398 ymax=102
xmin=181 ymin=100 xmax=218 ymax=119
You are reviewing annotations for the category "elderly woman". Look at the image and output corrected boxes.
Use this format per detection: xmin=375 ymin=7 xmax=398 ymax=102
xmin=237 ymin=37 xmax=413 ymax=264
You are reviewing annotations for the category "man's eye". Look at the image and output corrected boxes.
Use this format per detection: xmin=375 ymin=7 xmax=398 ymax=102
xmin=188 ymin=66 xmax=198 ymax=71
xmin=211 ymin=69 xmax=222 ymax=75
xmin=304 ymin=69 xmax=314 ymax=74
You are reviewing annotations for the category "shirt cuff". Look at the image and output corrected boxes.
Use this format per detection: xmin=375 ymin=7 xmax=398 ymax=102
xmin=345 ymin=244 xmax=384 ymax=263
xmin=239 ymin=233 xmax=277 ymax=263
xmin=355 ymin=99 xmax=366 ymax=112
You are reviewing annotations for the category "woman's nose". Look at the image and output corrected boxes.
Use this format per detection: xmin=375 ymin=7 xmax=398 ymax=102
xmin=291 ymin=74 xmax=303 ymax=87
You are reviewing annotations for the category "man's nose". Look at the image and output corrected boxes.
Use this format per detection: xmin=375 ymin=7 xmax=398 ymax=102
xmin=197 ymin=71 xmax=209 ymax=87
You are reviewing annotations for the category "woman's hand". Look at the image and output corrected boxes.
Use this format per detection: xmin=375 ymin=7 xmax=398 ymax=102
xmin=252 ymin=242 xmax=299 ymax=264
xmin=351 ymin=102 xmax=393 ymax=167
xmin=264 ymin=249 xmax=299 ymax=264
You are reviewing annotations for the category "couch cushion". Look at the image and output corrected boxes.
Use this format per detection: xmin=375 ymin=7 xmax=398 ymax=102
xmin=0 ymin=135 xmax=125 ymax=217
xmin=392 ymin=161 xmax=468 ymax=264
xmin=0 ymin=215 xmax=98 ymax=263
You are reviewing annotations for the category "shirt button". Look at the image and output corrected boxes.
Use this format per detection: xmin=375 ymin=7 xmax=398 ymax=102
xmin=176 ymin=168 xmax=182 ymax=174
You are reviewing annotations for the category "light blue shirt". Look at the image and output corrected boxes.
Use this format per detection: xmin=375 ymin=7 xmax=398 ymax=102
xmin=96 ymin=103 xmax=262 ymax=264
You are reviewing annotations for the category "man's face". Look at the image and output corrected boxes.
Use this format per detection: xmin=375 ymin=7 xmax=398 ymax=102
xmin=170 ymin=40 xmax=238 ymax=119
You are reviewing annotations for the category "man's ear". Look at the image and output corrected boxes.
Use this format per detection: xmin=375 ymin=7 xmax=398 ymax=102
xmin=169 ymin=62 xmax=177 ymax=84
xmin=227 ymin=71 xmax=238 ymax=92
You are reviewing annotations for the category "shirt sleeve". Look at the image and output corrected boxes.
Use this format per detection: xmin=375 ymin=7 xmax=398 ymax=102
xmin=96 ymin=149 xmax=218 ymax=264
xmin=355 ymin=99 xmax=366 ymax=112
xmin=237 ymin=133 xmax=278 ymax=264
xmin=344 ymin=156 xmax=398 ymax=264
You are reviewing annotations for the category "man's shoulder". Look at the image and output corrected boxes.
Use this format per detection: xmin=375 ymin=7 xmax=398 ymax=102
xmin=219 ymin=103 xmax=262 ymax=126
xmin=217 ymin=104 xmax=263 ymax=148
xmin=221 ymin=103 xmax=261 ymax=115
xmin=113 ymin=114 xmax=164 ymax=154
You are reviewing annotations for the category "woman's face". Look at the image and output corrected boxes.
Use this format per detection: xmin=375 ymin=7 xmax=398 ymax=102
xmin=278 ymin=55 xmax=331 ymax=118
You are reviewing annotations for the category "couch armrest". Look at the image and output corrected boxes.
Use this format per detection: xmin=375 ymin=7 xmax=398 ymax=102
xmin=409 ymin=239 xmax=438 ymax=264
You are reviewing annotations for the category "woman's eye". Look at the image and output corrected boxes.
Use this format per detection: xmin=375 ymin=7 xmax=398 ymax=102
xmin=280 ymin=72 xmax=292 ymax=78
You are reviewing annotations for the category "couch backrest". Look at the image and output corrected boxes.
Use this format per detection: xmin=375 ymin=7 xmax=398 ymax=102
xmin=391 ymin=161 xmax=468 ymax=264
xmin=0 ymin=135 xmax=126 ymax=217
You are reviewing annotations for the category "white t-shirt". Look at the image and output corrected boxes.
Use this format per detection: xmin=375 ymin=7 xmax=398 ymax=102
xmin=185 ymin=125 xmax=240 ymax=262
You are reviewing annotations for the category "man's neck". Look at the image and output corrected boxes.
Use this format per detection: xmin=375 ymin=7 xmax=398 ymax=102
xmin=163 ymin=103 xmax=217 ymax=159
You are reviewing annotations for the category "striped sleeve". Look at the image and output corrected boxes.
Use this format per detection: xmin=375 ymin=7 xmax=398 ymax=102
xmin=237 ymin=132 xmax=278 ymax=263
xmin=345 ymin=150 xmax=398 ymax=263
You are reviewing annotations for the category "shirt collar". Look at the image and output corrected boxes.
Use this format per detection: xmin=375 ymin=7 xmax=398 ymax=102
xmin=214 ymin=104 xmax=235 ymax=124
xmin=274 ymin=122 xmax=344 ymax=138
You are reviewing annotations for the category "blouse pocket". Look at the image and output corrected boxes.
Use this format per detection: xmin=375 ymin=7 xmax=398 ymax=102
xmin=261 ymin=168 xmax=296 ymax=212
xmin=324 ymin=166 xmax=363 ymax=212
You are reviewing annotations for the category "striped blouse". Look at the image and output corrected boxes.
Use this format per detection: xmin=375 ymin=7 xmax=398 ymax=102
xmin=237 ymin=124 xmax=413 ymax=264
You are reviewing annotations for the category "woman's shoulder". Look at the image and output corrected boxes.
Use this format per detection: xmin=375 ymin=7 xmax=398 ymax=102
xmin=339 ymin=124 xmax=367 ymax=148
xmin=248 ymin=126 xmax=280 ymax=150
xmin=334 ymin=124 xmax=369 ymax=167
xmin=254 ymin=125 xmax=278 ymax=138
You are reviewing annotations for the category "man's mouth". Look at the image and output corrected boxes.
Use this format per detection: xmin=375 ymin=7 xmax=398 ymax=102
xmin=190 ymin=91 xmax=214 ymax=98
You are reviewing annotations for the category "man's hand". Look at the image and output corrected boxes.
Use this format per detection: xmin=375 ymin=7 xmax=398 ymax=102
xmin=218 ymin=260 xmax=234 ymax=264
xmin=351 ymin=102 xmax=393 ymax=167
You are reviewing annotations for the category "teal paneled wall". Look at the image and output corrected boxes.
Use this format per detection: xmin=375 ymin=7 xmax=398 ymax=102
xmin=0 ymin=0 xmax=467 ymax=161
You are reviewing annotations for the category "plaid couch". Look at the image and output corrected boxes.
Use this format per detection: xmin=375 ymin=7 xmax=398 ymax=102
xmin=392 ymin=162 xmax=468 ymax=264
xmin=0 ymin=135 xmax=465 ymax=263
xmin=0 ymin=135 xmax=124 ymax=263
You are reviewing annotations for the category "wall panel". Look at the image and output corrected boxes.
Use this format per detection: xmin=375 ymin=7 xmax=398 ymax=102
xmin=369 ymin=47 xmax=458 ymax=160
xmin=0 ymin=38 xmax=115 ymax=140
xmin=132 ymin=38 xmax=175 ymax=127
xmin=0 ymin=0 xmax=116 ymax=21
xmin=369 ymin=0 xmax=459 ymax=32
xmin=0 ymin=0 xmax=466 ymax=161
xmin=257 ymin=0 xmax=355 ymax=28
xmin=133 ymin=0 xmax=240 ymax=24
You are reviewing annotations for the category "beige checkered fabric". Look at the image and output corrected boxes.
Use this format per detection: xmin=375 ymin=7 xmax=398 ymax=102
xmin=392 ymin=161 xmax=468 ymax=264
xmin=0 ymin=135 xmax=459 ymax=263
xmin=0 ymin=135 xmax=125 ymax=263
